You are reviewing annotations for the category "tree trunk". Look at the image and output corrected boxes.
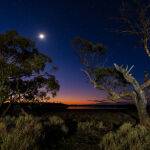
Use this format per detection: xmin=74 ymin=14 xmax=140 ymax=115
xmin=114 ymin=64 xmax=150 ymax=127
xmin=131 ymin=79 xmax=150 ymax=126
xmin=133 ymin=91 xmax=150 ymax=127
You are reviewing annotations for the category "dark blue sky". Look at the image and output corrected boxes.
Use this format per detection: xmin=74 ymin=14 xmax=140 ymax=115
xmin=1 ymin=0 xmax=150 ymax=104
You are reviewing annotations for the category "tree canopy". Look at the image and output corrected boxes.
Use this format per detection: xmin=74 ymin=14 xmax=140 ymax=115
xmin=0 ymin=30 xmax=59 ymax=103
xmin=73 ymin=37 xmax=132 ymax=101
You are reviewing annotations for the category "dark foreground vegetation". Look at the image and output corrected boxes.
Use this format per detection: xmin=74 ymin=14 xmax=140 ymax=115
xmin=0 ymin=110 xmax=150 ymax=150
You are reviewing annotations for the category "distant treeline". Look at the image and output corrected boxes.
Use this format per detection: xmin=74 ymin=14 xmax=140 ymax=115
xmin=0 ymin=102 xmax=68 ymax=115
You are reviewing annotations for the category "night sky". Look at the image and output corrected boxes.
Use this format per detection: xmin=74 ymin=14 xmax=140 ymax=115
xmin=1 ymin=0 xmax=150 ymax=104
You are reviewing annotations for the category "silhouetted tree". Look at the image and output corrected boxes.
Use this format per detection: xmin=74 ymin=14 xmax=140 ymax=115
xmin=74 ymin=1 xmax=150 ymax=126
xmin=74 ymin=36 xmax=149 ymax=126
xmin=73 ymin=37 xmax=130 ymax=97
xmin=0 ymin=31 xmax=59 ymax=114
xmin=115 ymin=0 xmax=150 ymax=125
xmin=74 ymin=0 xmax=150 ymax=127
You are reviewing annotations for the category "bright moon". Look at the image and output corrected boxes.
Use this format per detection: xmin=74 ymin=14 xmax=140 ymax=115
xmin=38 ymin=33 xmax=45 ymax=40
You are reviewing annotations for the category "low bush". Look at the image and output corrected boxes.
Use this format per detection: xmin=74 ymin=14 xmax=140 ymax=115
xmin=62 ymin=120 xmax=106 ymax=150
xmin=100 ymin=123 xmax=150 ymax=150
xmin=0 ymin=114 xmax=149 ymax=150
xmin=48 ymin=115 xmax=64 ymax=125
xmin=0 ymin=115 xmax=42 ymax=150
xmin=78 ymin=120 xmax=106 ymax=140
xmin=0 ymin=115 xmax=68 ymax=150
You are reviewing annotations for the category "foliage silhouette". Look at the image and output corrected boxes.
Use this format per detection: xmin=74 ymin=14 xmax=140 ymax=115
xmin=0 ymin=31 xmax=59 ymax=111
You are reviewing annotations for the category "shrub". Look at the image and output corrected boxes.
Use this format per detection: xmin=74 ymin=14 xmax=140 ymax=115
xmin=48 ymin=115 xmax=64 ymax=125
xmin=67 ymin=120 xmax=107 ymax=150
xmin=100 ymin=123 xmax=150 ymax=150
xmin=78 ymin=120 xmax=104 ymax=132
xmin=0 ymin=115 xmax=42 ymax=150
xmin=78 ymin=120 xmax=106 ymax=138
xmin=0 ymin=115 xmax=70 ymax=150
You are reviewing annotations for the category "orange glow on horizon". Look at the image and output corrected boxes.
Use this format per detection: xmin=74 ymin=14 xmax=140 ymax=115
xmin=48 ymin=94 xmax=130 ymax=105
xmin=58 ymin=99 xmax=97 ymax=105
xmin=49 ymin=95 xmax=105 ymax=105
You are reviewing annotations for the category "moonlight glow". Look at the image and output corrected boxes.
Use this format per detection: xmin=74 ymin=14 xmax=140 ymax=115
xmin=38 ymin=33 xmax=45 ymax=40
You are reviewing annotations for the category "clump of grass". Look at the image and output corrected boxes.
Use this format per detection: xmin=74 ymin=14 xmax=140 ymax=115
xmin=78 ymin=120 xmax=105 ymax=135
xmin=0 ymin=115 xmax=42 ymax=150
xmin=100 ymin=123 xmax=150 ymax=150
xmin=69 ymin=120 xmax=107 ymax=149
xmin=0 ymin=115 xmax=69 ymax=150
xmin=48 ymin=115 xmax=64 ymax=125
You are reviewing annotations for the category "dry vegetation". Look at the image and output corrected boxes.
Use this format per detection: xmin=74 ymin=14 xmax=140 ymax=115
xmin=0 ymin=112 xmax=149 ymax=150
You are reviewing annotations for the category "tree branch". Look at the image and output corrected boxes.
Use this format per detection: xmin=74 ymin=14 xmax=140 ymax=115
xmin=81 ymin=69 xmax=102 ymax=89
xmin=141 ymin=79 xmax=150 ymax=89
xmin=81 ymin=68 xmax=133 ymax=101
xmin=114 ymin=64 xmax=147 ymax=105
xmin=143 ymin=37 xmax=150 ymax=58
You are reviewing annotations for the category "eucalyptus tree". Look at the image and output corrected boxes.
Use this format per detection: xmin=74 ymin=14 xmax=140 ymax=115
xmin=0 ymin=31 xmax=59 ymax=111
xmin=74 ymin=0 xmax=150 ymax=127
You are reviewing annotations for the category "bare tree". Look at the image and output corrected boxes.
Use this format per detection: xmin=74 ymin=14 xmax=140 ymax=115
xmin=116 ymin=0 xmax=150 ymax=57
